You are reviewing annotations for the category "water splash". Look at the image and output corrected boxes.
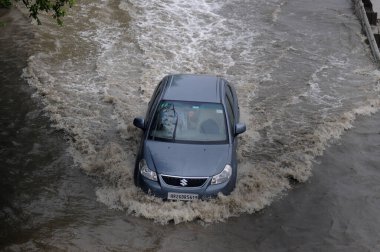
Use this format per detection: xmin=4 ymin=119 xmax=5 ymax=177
xmin=24 ymin=0 xmax=380 ymax=224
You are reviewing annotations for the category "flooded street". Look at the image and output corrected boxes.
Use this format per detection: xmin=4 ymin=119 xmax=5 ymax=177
xmin=1 ymin=0 xmax=380 ymax=250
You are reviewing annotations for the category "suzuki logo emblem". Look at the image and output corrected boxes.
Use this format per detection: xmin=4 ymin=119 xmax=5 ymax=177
xmin=180 ymin=178 xmax=188 ymax=187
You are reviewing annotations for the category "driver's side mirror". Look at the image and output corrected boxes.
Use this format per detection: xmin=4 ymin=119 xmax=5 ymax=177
xmin=133 ymin=117 xmax=145 ymax=130
xmin=235 ymin=123 xmax=246 ymax=135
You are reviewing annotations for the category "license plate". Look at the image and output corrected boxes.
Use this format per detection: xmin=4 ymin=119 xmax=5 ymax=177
xmin=167 ymin=192 xmax=198 ymax=201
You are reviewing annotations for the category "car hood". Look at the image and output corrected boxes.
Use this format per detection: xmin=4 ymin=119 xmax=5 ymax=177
xmin=144 ymin=141 xmax=230 ymax=177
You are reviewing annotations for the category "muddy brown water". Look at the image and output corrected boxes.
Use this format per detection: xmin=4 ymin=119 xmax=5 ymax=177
xmin=1 ymin=0 xmax=380 ymax=250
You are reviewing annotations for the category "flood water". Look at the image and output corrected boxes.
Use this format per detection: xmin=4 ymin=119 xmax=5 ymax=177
xmin=1 ymin=0 xmax=380 ymax=250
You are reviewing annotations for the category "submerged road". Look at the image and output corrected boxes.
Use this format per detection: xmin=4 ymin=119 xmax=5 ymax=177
xmin=1 ymin=0 xmax=380 ymax=250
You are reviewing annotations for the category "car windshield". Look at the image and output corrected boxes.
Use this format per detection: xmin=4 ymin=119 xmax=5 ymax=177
xmin=148 ymin=100 xmax=228 ymax=143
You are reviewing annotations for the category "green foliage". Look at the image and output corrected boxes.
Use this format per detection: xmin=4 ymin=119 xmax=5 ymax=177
xmin=0 ymin=0 xmax=12 ymax=8
xmin=1 ymin=0 xmax=75 ymax=25
xmin=0 ymin=0 xmax=11 ymax=27
xmin=22 ymin=0 xmax=75 ymax=25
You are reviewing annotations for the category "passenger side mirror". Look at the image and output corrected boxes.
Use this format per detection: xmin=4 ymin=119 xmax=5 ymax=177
xmin=235 ymin=123 xmax=246 ymax=135
xmin=133 ymin=117 xmax=145 ymax=130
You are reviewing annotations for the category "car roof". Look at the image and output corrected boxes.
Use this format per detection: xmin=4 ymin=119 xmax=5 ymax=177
xmin=162 ymin=74 xmax=224 ymax=103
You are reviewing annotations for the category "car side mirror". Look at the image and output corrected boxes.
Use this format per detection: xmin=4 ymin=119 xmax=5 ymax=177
xmin=235 ymin=123 xmax=246 ymax=135
xmin=133 ymin=117 xmax=145 ymax=130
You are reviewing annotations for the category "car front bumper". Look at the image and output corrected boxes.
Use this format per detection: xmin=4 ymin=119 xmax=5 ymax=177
xmin=138 ymin=174 xmax=236 ymax=200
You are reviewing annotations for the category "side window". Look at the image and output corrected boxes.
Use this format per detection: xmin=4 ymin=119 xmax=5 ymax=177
xmin=226 ymin=83 xmax=240 ymax=122
xmin=226 ymin=84 xmax=234 ymax=105
xmin=225 ymin=95 xmax=235 ymax=134
xmin=147 ymin=81 xmax=163 ymax=118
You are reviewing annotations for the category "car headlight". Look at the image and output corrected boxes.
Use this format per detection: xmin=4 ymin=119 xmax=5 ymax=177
xmin=211 ymin=164 xmax=232 ymax=185
xmin=139 ymin=159 xmax=158 ymax=181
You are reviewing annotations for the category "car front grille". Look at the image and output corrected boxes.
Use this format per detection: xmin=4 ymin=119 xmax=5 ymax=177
xmin=161 ymin=175 xmax=208 ymax=188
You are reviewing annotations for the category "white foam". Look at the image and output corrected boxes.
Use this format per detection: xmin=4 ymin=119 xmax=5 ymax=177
xmin=272 ymin=1 xmax=286 ymax=23
xmin=24 ymin=0 xmax=380 ymax=224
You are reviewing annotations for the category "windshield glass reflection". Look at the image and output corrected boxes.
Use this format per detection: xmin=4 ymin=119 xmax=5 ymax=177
xmin=148 ymin=100 xmax=228 ymax=143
